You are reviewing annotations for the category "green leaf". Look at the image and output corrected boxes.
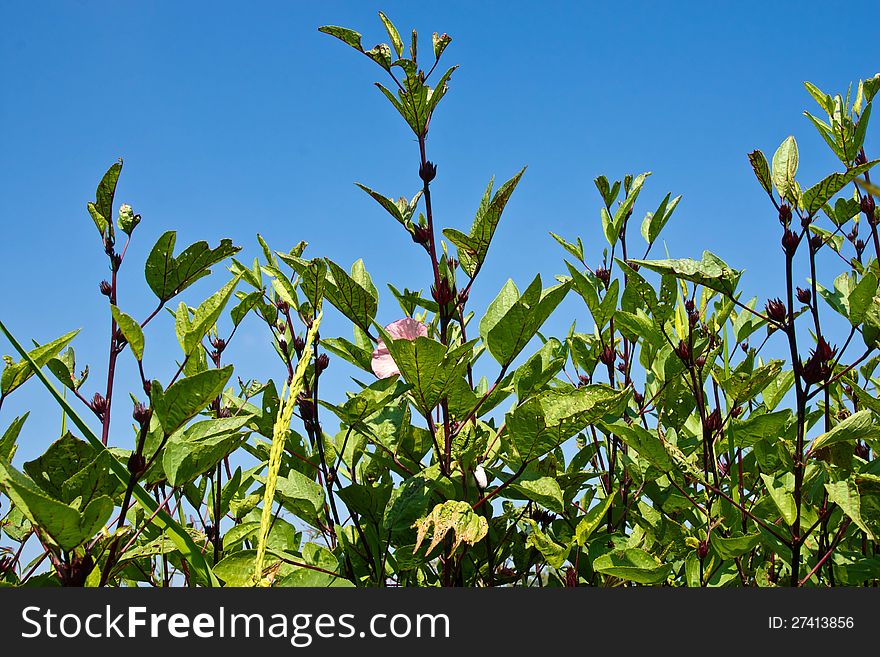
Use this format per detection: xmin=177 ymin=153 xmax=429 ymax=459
xmin=322 ymin=336 xmax=373 ymax=372
xmin=712 ymin=533 xmax=761 ymax=560
xmin=0 ymin=458 xmax=113 ymax=551
xmin=802 ymin=161 xmax=879 ymax=215
xmin=443 ymin=167 xmax=526 ymax=278
xmin=87 ymin=160 xmax=122 ymax=238
xmin=271 ymin=469 xmax=326 ymax=521
xmin=182 ymin=276 xmax=240 ymax=356
xmin=506 ymin=386 xmax=630 ymax=461
xmin=524 ymin=519 xmax=570 ymax=569
xmin=162 ymin=416 xmax=249 ymax=487
xmin=848 ymin=271 xmax=879 ymax=325
xmin=826 ymin=480 xmax=874 ymax=540
xmin=602 ymin=422 xmax=673 ymax=471
xmin=330 ymin=376 xmax=411 ymax=427
xmin=0 ymin=413 xmax=27 ymax=461
xmin=630 ymin=251 xmax=742 ymax=297
xmin=110 ymin=306 xmax=145 ymax=361
xmin=747 ymin=150 xmax=773 ymax=195
xmin=640 ymin=193 xmax=682 ymax=246
xmin=378 ymin=12 xmax=403 ymax=58
xmin=771 ymin=136 xmax=799 ymax=202
xmin=23 ymin=433 xmax=117 ymax=504
xmin=152 ymin=366 xmax=234 ymax=436
xmin=432 ymin=31 xmax=452 ymax=60
xmin=575 ymin=490 xmax=615 ymax=546
xmin=812 ymin=410 xmax=880 ymax=451
xmin=716 ymin=360 xmax=784 ymax=404
xmin=481 ymin=275 xmax=570 ymax=367
xmin=324 ymin=259 xmax=377 ymax=333
xmin=509 ymin=472 xmax=564 ymax=514
xmin=610 ymin=172 xmax=651 ymax=244
xmin=378 ymin=331 xmax=473 ymax=415
xmin=1 ymin=329 xmax=79 ymax=397
xmin=761 ymin=473 xmax=797 ymax=527
xmin=413 ymin=500 xmax=488 ymax=556
xmin=318 ymin=25 xmax=364 ymax=52
xmin=550 ymin=232 xmax=584 ymax=262
xmin=593 ymin=548 xmax=671 ymax=584
xmin=145 ymin=231 xmax=240 ymax=303
xmin=730 ymin=410 xmax=793 ymax=448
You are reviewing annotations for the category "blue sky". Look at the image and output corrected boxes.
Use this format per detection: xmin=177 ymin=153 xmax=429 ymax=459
xmin=1 ymin=1 xmax=878 ymax=464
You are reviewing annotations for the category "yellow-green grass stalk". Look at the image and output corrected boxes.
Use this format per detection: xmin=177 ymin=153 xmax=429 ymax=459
xmin=254 ymin=311 xmax=322 ymax=585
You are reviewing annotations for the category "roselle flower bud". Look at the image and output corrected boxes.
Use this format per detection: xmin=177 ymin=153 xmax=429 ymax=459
xmin=616 ymin=361 xmax=626 ymax=373
xmin=132 ymin=402 xmax=151 ymax=426
xmin=419 ymin=160 xmax=437 ymax=183
xmin=411 ymin=224 xmax=432 ymax=246
xmin=91 ymin=392 xmax=107 ymax=417
xmin=278 ymin=337 xmax=288 ymax=354
xmin=855 ymin=151 xmax=868 ymax=166
xmin=529 ymin=507 xmax=556 ymax=527
xmin=448 ymin=257 xmax=459 ymax=270
xmin=298 ymin=396 xmax=317 ymax=430
xmin=217 ymin=406 xmax=232 ymax=419
xmin=564 ymin=567 xmax=578 ymax=588
xmin=697 ymin=540 xmax=709 ymax=560
xmin=209 ymin=335 xmax=226 ymax=352
xmin=127 ymin=452 xmax=146 ymax=476
xmin=143 ymin=380 xmax=152 ymax=396
xmin=315 ymin=353 xmax=330 ymax=374
xmin=633 ymin=390 xmax=644 ymax=406
xmin=457 ymin=287 xmax=469 ymax=306
xmin=717 ymin=458 xmax=730 ymax=478
xmin=599 ymin=344 xmax=615 ymax=365
xmin=293 ymin=335 xmax=306 ymax=354
xmin=431 ymin=278 xmax=455 ymax=307
xmin=577 ymin=374 xmax=590 ymax=387
xmin=765 ymin=297 xmax=787 ymax=323
xmin=810 ymin=234 xmax=824 ymax=251
xmin=204 ymin=524 xmax=216 ymax=540
xmin=684 ymin=299 xmax=695 ymax=313
xmin=855 ymin=238 xmax=866 ymax=254
xmin=815 ymin=335 xmax=835 ymax=361
xmin=778 ymin=204 xmax=792 ymax=226
xmin=740 ymin=341 xmax=749 ymax=353
xmin=695 ymin=355 xmax=706 ymax=368
xmin=674 ymin=340 xmax=690 ymax=362
xmin=782 ymin=229 xmax=799 ymax=256
xmin=0 ymin=555 xmax=12 ymax=575
xmin=861 ymin=194 xmax=876 ymax=218
xmin=731 ymin=405 xmax=743 ymax=418
xmin=688 ymin=310 xmax=700 ymax=327
xmin=703 ymin=408 xmax=722 ymax=433
xmin=275 ymin=299 xmax=289 ymax=314
xmin=855 ymin=442 xmax=870 ymax=460
xmin=99 ymin=280 xmax=112 ymax=297
xmin=801 ymin=336 xmax=836 ymax=385
xmin=796 ymin=287 xmax=812 ymax=305
xmin=595 ymin=266 xmax=611 ymax=287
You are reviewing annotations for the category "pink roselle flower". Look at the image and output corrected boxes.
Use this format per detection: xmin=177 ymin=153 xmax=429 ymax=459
xmin=371 ymin=318 xmax=428 ymax=378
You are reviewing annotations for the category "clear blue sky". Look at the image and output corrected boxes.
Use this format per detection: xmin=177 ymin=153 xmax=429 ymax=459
xmin=1 ymin=1 xmax=878 ymax=463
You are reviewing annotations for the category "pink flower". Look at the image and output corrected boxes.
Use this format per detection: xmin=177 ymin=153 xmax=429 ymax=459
xmin=371 ymin=318 xmax=428 ymax=378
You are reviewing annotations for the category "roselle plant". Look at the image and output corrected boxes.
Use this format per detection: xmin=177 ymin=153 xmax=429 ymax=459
xmin=1 ymin=12 xmax=879 ymax=588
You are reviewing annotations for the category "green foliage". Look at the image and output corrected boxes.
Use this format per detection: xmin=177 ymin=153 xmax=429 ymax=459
xmin=1 ymin=13 xmax=879 ymax=589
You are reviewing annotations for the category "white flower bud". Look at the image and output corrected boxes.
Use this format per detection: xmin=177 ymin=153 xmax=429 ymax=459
xmin=474 ymin=464 xmax=488 ymax=490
